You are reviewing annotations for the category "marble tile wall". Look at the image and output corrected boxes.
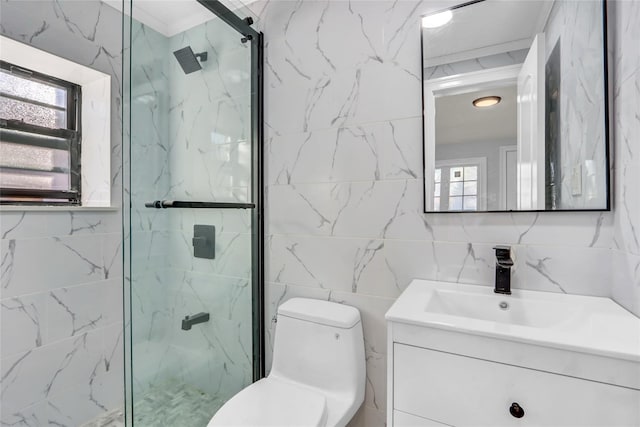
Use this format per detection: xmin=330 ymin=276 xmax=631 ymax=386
xmin=611 ymin=0 xmax=640 ymax=317
xmin=248 ymin=0 xmax=640 ymax=424
xmin=0 ymin=1 xmax=124 ymax=425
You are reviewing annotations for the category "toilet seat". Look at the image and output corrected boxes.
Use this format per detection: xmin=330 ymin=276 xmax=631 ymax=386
xmin=208 ymin=378 xmax=327 ymax=427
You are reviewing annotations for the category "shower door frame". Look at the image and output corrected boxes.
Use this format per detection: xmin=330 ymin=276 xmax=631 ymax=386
xmin=123 ymin=1 xmax=265 ymax=424
xmin=196 ymin=0 xmax=266 ymax=385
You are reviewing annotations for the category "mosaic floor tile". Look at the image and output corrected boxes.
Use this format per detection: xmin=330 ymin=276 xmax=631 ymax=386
xmin=83 ymin=380 xmax=221 ymax=427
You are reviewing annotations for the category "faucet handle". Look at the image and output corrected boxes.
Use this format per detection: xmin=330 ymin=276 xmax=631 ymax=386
xmin=493 ymin=245 xmax=514 ymax=267
xmin=493 ymin=245 xmax=511 ymax=258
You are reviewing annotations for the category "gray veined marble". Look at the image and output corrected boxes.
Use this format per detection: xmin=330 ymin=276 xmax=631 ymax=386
xmin=0 ymin=0 xmax=124 ymax=424
xmin=248 ymin=0 xmax=640 ymax=424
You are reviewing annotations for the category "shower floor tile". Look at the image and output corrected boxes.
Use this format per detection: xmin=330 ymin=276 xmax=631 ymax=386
xmin=83 ymin=380 xmax=221 ymax=427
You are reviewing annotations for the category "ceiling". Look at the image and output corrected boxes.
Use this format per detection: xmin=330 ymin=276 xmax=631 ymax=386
xmin=103 ymin=0 xmax=255 ymax=37
xmin=423 ymin=0 xmax=553 ymax=67
xmin=435 ymin=84 xmax=517 ymax=146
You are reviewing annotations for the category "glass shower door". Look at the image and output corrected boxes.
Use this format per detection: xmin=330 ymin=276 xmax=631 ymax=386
xmin=124 ymin=1 xmax=262 ymax=425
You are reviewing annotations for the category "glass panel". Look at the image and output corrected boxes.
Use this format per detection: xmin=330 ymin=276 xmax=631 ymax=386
xmin=434 ymin=168 xmax=441 ymax=183
xmin=434 ymin=196 xmax=440 ymax=210
xmin=450 ymin=167 xmax=463 ymax=182
xmin=0 ymin=97 xmax=66 ymax=128
xmin=0 ymin=141 xmax=69 ymax=172
xmin=127 ymin=6 xmax=255 ymax=426
xmin=463 ymin=181 xmax=477 ymax=196
xmin=0 ymin=69 xmax=68 ymax=107
xmin=0 ymin=168 xmax=69 ymax=190
xmin=449 ymin=181 xmax=463 ymax=196
xmin=448 ymin=196 xmax=463 ymax=210
xmin=434 ymin=183 xmax=440 ymax=196
xmin=464 ymin=166 xmax=477 ymax=181
xmin=463 ymin=196 xmax=477 ymax=211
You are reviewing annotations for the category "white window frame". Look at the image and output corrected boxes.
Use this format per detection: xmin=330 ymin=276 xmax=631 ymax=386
xmin=0 ymin=35 xmax=112 ymax=207
xmin=435 ymin=157 xmax=487 ymax=211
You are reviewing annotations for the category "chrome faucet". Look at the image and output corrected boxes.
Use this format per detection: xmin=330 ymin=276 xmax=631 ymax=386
xmin=494 ymin=246 xmax=514 ymax=295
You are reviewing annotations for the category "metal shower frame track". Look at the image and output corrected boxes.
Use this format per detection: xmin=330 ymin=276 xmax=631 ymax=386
xmin=196 ymin=0 xmax=265 ymax=382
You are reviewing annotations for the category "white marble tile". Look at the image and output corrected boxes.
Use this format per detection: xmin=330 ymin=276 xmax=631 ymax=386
xmin=47 ymin=385 xmax=113 ymax=427
xmin=267 ymin=235 xmax=389 ymax=295
xmin=517 ymin=245 xmax=612 ymax=296
xmin=611 ymin=250 xmax=640 ymax=316
xmin=612 ymin=0 xmax=640 ymax=258
xmin=168 ymin=204 xmax=252 ymax=235
xmin=0 ymin=293 xmax=47 ymax=359
xmin=0 ymin=211 xmax=121 ymax=240
xmin=268 ymin=180 xmax=425 ymax=239
xmin=166 ymin=270 xmax=251 ymax=323
xmin=1 ymin=235 xmax=105 ymax=299
xmin=267 ymin=179 xmax=616 ymax=248
xmin=0 ymin=400 xmax=47 ymax=427
xmin=609 ymin=0 xmax=640 ymax=315
xmin=0 ymin=1 xmax=122 ymax=78
xmin=47 ymin=279 xmax=121 ymax=343
xmin=265 ymin=56 xmax=421 ymax=135
xmin=263 ymin=1 xmax=423 ymax=135
xmin=1 ymin=330 xmax=103 ymax=414
xmin=166 ymin=230 xmax=252 ymax=279
xmin=268 ymin=117 xmax=423 ymax=186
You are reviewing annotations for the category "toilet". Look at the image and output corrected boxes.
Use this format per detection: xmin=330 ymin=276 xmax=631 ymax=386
xmin=208 ymin=298 xmax=366 ymax=427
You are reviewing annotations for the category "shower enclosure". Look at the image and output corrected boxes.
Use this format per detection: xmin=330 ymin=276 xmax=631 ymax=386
xmin=122 ymin=1 xmax=263 ymax=425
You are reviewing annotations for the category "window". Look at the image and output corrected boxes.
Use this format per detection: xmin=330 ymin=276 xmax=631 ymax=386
xmin=0 ymin=60 xmax=81 ymax=205
xmin=434 ymin=158 xmax=487 ymax=211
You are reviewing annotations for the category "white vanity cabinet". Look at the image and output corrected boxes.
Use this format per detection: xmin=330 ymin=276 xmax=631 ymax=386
xmin=386 ymin=280 xmax=640 ymax=427
xmin=391 ymin=342 xmax=639 ymax=426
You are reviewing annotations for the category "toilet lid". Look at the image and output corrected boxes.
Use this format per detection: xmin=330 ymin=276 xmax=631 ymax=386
xmin=208 ymin=378 xmax=327 ymax=427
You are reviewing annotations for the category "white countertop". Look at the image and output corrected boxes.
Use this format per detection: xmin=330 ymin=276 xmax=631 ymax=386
xmin=386 ymin=279 xmax=640 ymax=362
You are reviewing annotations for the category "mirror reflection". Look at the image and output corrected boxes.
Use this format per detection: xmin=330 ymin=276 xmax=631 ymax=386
xmin=422 ymin=0 xmax=609 ymax=213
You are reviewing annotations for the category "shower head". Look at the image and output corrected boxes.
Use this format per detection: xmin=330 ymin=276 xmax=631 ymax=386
xmin=173 ymin=46 xmax=208 ymax=74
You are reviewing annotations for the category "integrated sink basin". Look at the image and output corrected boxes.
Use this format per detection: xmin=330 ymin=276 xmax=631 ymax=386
xmin=424 ymin=287 xmax=575 ymax=328
xmin=386 ymin=279 xmax=640 ymax=361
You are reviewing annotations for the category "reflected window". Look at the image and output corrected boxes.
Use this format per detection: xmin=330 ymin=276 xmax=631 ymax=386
xmin=434 ymin=158 xmax=486 ymax=211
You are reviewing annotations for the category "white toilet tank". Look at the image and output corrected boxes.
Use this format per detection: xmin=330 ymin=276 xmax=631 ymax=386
xmin=270 ymin=298 xmax=365 ymax=409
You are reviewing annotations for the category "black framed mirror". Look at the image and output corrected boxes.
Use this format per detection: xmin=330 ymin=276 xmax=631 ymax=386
xmin=421 ymin=0 xmax=610 ymax=213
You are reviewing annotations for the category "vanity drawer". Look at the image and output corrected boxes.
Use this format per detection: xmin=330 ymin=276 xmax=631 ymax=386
xmin=393 ymin=343 xmax=640 ymax=426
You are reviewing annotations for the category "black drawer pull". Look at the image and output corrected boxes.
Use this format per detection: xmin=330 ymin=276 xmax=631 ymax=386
xmin=510 ymin=402 xmax=525 ymax=418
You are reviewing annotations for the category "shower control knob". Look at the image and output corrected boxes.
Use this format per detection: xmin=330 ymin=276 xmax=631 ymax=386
xmin=509 ymin=402 xmax=525 ymax=418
